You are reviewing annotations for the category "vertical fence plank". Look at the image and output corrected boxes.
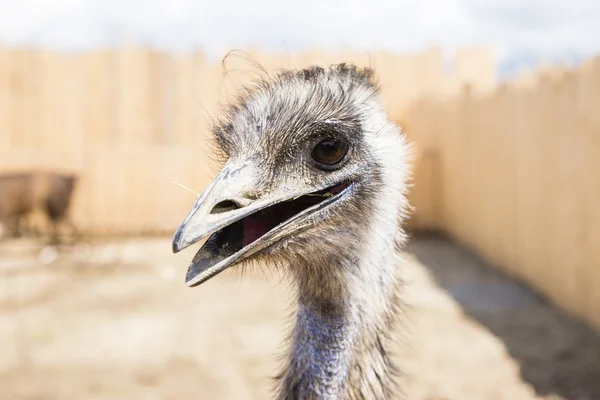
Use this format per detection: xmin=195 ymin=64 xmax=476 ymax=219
xmin=0 ymin=46 xmax=9 ymax=150
xmin=582 ymin=58 xmax=600 ymax=329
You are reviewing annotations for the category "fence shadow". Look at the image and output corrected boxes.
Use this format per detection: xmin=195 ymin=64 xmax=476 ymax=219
xmin=407 ymin=232 xmax=600 ymax=399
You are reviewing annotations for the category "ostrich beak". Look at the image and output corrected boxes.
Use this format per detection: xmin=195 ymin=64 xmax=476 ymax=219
xmin=172 ymin=163 xmax=352 ymax=287
xmin=172 ymin=163 xmax=262 ymax=254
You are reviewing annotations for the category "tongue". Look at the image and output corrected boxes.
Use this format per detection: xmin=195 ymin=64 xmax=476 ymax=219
xmin=240 ymin=187 xmax=344 ymax=248
xmin=243 ymin=216 xmax=269 ymax=247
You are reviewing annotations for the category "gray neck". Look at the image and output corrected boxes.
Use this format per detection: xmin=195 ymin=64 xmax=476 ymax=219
xmin=275 ymin=196 xmax=405 ymax=399
xmin=276 ymin=270 xmax=400 ymax=399
xmin=276 ymin=296 xmax=355 ymax=400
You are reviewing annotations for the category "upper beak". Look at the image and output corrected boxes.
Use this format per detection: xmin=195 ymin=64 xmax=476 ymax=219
xmin=172 ymin=162 xmax=261 ymax=254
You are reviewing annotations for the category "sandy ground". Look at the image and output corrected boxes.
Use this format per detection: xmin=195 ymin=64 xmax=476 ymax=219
xmin=0 ymin=234 xmax=599 ymax=400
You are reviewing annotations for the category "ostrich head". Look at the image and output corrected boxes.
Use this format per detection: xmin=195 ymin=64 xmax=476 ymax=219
xmin=173 ymin=64 xmax=410 ymax=292
xmin=173 ymin=63 xmax=411 ymax=398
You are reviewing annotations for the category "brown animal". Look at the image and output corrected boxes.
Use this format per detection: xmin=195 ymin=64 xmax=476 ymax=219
xmin=0 ymin=172 xmax=78 ymax=243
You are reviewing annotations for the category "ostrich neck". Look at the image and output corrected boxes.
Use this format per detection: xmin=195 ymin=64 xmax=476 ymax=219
xmin=277 ymin=296 xmax=354 ymax=400
xmin=277 ymin=251 xmax=401 ymax=399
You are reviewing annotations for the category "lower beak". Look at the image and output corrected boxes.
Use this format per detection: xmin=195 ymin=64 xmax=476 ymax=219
xmin=173 ymin=191 xmax=290 ymax=287
xmin=172 ymin=164 xmax=287 ymax=286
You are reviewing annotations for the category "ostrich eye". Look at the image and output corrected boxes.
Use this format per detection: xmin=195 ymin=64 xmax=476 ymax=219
xmin=311 ymin=138 xmax=349 ymax=168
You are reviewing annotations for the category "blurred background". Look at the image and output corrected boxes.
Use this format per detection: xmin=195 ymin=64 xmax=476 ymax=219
xmin=0 ymin=1 xmax=599 ymax=399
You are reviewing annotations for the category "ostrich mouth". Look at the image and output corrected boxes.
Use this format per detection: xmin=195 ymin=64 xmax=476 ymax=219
xmin=179 ymin=181 xmax=353 ymax=287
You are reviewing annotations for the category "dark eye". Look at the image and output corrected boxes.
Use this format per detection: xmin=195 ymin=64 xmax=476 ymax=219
xmin=311 ymin=138 xmax=349 ymax=168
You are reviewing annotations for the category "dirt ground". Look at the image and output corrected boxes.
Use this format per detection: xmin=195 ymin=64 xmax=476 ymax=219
xmin=0 ymin=234 xmax=599 ymax=400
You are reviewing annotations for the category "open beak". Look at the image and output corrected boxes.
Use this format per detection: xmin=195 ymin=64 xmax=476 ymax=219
xmin=172 ymin=163 xmax=352 ymax=287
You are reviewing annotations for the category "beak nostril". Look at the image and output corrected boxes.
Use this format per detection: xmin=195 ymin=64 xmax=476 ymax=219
xmin=210 ymin=200 xmax=241 ymax=214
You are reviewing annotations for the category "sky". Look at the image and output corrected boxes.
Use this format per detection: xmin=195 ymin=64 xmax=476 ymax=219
xmin=0 ymin=0 xmax=598 ymax=77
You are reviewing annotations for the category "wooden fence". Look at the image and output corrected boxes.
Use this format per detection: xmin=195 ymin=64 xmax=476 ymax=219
xmin=406 ymin=56 xmax=600 ymax=330
xmin=0 ymin=45 xmax=495 ymax=234
xmin=3 ymin=43 xmax=598 ymax=331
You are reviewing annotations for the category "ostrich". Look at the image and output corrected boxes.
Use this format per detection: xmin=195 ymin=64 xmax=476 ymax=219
xmin=172 ymin=63 xmax=412 ymax=399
